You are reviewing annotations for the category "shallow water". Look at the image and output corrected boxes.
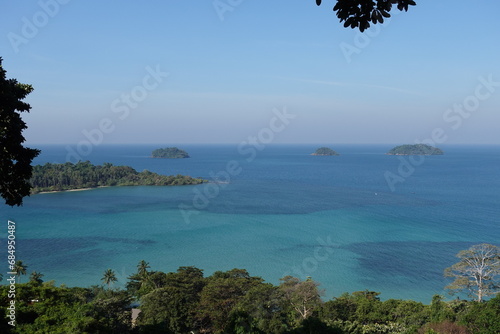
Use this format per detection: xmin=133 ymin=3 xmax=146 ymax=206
xmin=1 ymin=144 xmax=499 ymax=303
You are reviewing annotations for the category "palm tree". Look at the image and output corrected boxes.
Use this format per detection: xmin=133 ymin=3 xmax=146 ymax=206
xmin=101 ymin=269 xmax=117 ymax=288
xmin=29 ymin=271 xmax=44 ymax=286
xmin=137 ymin=260 xmax=150 ymax=277
xmin=14 ymin=260 xmax=28 ymax=283
xmin=126 ymin=260 xmax=152 ymax=297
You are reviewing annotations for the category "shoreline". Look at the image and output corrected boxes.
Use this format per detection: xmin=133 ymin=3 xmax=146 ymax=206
xmin=35 ymin=186 xmax=109 ymax=195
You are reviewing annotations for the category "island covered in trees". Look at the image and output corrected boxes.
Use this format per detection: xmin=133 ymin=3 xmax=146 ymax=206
xmin=311 ymin=147 xmax=339 ymax=156
xmin=387 ymin=144 xmax=444 ymax=156
xmin=151 ymin=147 xmax=190 ymax=159
xmin=30 ymin=161 xmax=204 ymax=193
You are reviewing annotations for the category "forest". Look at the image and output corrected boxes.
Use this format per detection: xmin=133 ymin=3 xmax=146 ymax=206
xmin=1 ymin=262 xmax=499 ymax=334
xmin=151 ymin=147 xmax=190 ymax=159
xmin=311 ymin=147 xmax=340 ymax=156
xmin=386 ymin=145 xmax=444 ymax=156
xmin=29 ymin=161 xmax=205 ymax=193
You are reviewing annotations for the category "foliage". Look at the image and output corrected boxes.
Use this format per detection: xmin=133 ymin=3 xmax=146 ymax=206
xmin=102 ymin=269 xmax=118 ymax=288
xmin=312 ymin=147 xmax=340 ymax=156
xmin=151 ymin=147 xmax=190 ymax=158
xmin=279 ymin=276 xmax=323 ymax=325
xmin=2 ymin=259 xmax=500 ymax=333
xmin=0 ymin=57 xmax=40 ymax=206
xmin=316 ymin=0 xmax=417 ymax=32
xmin=126 ymin=260 xmax=152 ymax=298
xmin=460 ymin=294 xmax=500 ymax=334
xmin=0 ymin=282 xmax=132 ymax=333
xmin=137 ymin=266 xmax=205 ymax=333
xmin=30 ymin=161 xmax=205 ymax=193
xmin=196 ymin=268 xmax=264 ymax=333
xmin=444 ymin=243 xmax=500 ymax=302
xmin=418 ymin=320 xmax=469 ymax=334
xmin=327 ymin=319 xmax=407 ymax=334
xmin=387 ymin=144 xmax=444 ymax=155
xmin=88 ymin=287 xmax=133 ymax=334
xmin=13 ymin=260 xmax=28 ymax=283
xmin=29 ymin=272 xmax=44 ymax=286
xmin=234 ymin=283 xmax=291 ymax=334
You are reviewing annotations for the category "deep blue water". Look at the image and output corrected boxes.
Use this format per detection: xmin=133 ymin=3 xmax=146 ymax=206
xmin=1 ymin=144 xmax=499 ymax=303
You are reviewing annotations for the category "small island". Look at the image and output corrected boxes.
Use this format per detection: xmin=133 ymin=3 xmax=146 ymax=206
xmin=311 ymin=147 xmax=339 ymax=156
xmin=30 ymin=161 xmax=205 ymax=194
xmin=387 ymin=144 xmax=444 ymax=155
xmin=151 ymin=147 xmax=190 ymax=159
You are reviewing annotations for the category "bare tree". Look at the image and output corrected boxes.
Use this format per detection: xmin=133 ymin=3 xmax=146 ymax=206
xmin=444 ymin=243 xmax=500 ymax=302
xmin=279 ymin=276 xmax=323 ymax=322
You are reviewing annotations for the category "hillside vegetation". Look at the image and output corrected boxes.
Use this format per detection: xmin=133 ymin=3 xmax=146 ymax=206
xmin=30 ymin=161 xmax=204 ymax=193
xmin=1 ymin=265 xmax=499 ymax=334
xmin=312 ymin=147 xmax=340 ymax=156
xmin=387 ymin=144 xmax=444 ymax=155
xmin=151 ymin=147 xmax=190 ymax=158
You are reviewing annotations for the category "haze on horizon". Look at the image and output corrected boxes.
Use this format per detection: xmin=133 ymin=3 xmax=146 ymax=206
xmin=1 ymin=1 xmax=499 ymax=146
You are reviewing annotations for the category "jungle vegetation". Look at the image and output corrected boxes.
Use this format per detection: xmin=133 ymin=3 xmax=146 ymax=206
xmin=2 ymin=244 xmax=499 ymax=334
xmin=151 ymin=147 xmax=190 ymax=159
xmin=30 ymin=161 xmax=204 ymax=193
xmin=387 ymin=144 xmax=444 ymax=156
xmin=311 ymin=147 xmax=340 ymax=156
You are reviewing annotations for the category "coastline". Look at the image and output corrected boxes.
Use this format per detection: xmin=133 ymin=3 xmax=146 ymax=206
xmin=8 ymin=144 xmax=500 ymax=304
xmin=35 ymin=186 xmax=109 ymax=195
xmin=310 ymin=153 xmax=339 ymax=156
xmin=385 ymin=153 xmax=443 ymax=156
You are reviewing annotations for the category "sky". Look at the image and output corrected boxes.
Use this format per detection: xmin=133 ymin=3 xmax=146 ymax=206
xmin=1 ymin=0 xmax=499 ymax=145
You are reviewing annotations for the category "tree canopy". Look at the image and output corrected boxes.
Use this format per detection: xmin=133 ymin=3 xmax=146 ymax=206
xmin=387 ymin=144 xmax=444 ymax=155
xmin=151 ymin=147 xmax=190 ymax=159
xmin=30 ymin=161 xmax=205 ymax=193
xmin=2 ymin=260 xmax=500 ymax=333
xmin=316 ymin=0 xmax=417 ymax=32
xmin=0 ymin=57 xmax=40 ymax=206
xmin=311 ymin=147 xmax=340 ymax=156
xmin=445 ymin=243 xmax=500 ymax=302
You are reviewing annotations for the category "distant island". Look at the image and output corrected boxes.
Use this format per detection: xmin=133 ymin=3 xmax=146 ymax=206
xmin=151 ymin=147 xmax=190 ymax=159
xmin=30 ymin=161 xmax=205 ymax=193
xmin=311 ymin=147 xmax=339 ymax=156
xmin=387 ymin=144 xmax=444 ymax=155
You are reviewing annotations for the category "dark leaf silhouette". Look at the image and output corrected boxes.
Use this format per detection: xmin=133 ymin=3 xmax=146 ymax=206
xmin=318 ymin=0 xmax=416 ymax=32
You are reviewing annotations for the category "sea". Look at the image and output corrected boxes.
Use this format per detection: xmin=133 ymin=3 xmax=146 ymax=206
xmin=1 ymin=144 xmax=499 ymax=303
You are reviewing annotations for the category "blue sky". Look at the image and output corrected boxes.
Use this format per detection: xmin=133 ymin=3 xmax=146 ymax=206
xmin=1 ymin=0 xmax=499 ymax=145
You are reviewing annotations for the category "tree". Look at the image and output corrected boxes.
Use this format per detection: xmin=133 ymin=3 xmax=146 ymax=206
xmin=316 ymin=0 xmax=416 ymax=32
xmin=0 ymin=282 xmax=97 ymax=333
xmin=29 ymin=271 xmax=44 ymax=286
xmin=0 ymin=57 xmax=40 ymax=206
xmin=235 ymin=283 xmax=291 ymax=334
xmin=14 ymin=260 xmax=28 ymax=283
xmin=89 ymin=287 xmax=133 ymax=333
xmin=101 ymin=269 xmax=118 ymax=288
xmin=137 ymin=260 xmax=150 ymax=277
xmin=462 ymin=294 xmax=500 ymax=334
xmin=127 ymin=260 xmax=153 ymax=298
xmin=279 ymin=276 xmax=323 ymax=324
xmin=444 ymin=243 xmax=500 ymax=302
xmin=196 ymin=268 xmax=263 ymax=333
xmin=137 ymin=266 xmax=205 ymax=333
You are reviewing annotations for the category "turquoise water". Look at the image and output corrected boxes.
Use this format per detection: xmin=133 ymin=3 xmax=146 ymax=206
xmin=1 ymin=144 xmax=499 ymax=303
